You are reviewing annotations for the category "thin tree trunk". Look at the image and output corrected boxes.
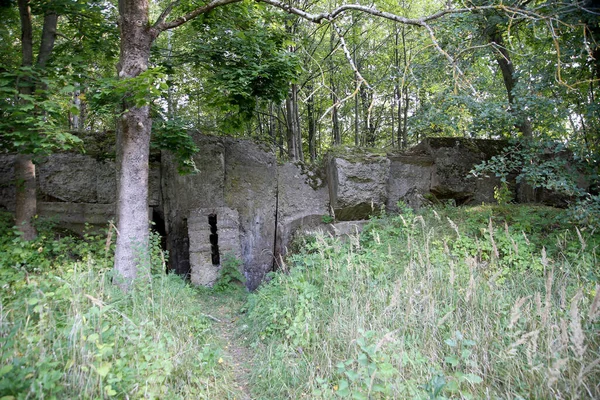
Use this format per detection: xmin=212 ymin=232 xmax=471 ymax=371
xmin=307 ymin=85 xmax=316 ymax=162
xmin=390 ymin=91 xmax=395 ymax=148
xmin=16 ymin=0 xmax=36 ymax=240
xmin=401 ymin=87 xmax=409 ymax=148
xmin=330 ymin=28 xmax=341 ymax=146
xmin=490 ymin=31 xmax=532 ymax=137
xmin=37 ymin=12 xmax=58 ymax=68
xmin=285 ymin=84 xmax=302 ymax=161
xmin=400 ymin=24 xmax=408 ymax=149
xmin=14 ymin=154 xmax=37 ymax=241
xmin=15 ymin=0 xmax=58 ymax=240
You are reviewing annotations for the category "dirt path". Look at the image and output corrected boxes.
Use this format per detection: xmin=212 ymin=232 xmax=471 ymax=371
xmin=199 ymin=292 xmax=254 ymax=400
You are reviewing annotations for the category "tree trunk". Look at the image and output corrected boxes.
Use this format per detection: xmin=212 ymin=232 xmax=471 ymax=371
xmin=490 ymin=31 xmax=532 ymax=137
xmin=285 ymin=84 xmax=303 ymax=161
xmin=15 ymin=0 xmax=57 ymax=240
xmin=14 ymin=154 xmax=37 ymax=241
xmin=113 ymin=0 xmax=156 ymax=288
xmin=306 ymin=86 xmax=316 ymax=162
xmin=15 ymin=0 xmax=36 ymax=240
xmin=330 ymin=27 xmax=341 ymax=146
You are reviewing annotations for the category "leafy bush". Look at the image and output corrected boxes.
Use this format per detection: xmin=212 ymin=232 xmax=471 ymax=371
xmin=213 ymin=253 xmax=245 ymax=292
xmin=471 ymin=138 xmax=600 ymax=229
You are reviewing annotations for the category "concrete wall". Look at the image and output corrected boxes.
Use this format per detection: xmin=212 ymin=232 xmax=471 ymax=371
xmin=0 ymin=136 xmax=519 ymax=290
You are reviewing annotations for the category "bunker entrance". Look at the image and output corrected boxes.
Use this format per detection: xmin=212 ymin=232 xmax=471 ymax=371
xmin=208 ymin=213 xmax=220 ymax=265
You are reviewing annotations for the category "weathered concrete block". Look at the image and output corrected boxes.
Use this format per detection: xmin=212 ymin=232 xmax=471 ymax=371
xmin=412 ymin=138 xmax=506 ymax=205
xmin=386 ymin=154 xmax=434 ymax=211
xmin=37 ymin=154 xmax=98 ymax=203
xmin=37 ymin=202 xmax=116 ymax=233
xmin=327 ymin=151 xmax=390 ymax=220
xmin=275 ymin=162 xmax=329 ymax=261
xmin=188 ymin=206 xmax=242 ymax=287
xmin=223 ymin=137 xmax=277 ymax=291
xmin=190 ymin=253 xmax=219 ymax=286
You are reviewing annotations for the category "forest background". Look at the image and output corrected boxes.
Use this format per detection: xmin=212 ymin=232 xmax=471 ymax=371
xmin=1 ymin=1 xmax=600 ymax=399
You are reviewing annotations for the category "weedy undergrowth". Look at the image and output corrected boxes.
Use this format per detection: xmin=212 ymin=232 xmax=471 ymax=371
xmin=245 ymin=205 xmax=600 ymax=399
xmin=0 ymin=215 xmax=242 ymax=399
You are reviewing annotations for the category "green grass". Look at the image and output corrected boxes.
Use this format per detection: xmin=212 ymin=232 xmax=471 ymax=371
xmin=244 ymin=204 xmax=600 ymax=399
xmin=1 ymin=205 xmax=599 ymax=399
xmin=0 ymin=215 xmax=244 ymax=399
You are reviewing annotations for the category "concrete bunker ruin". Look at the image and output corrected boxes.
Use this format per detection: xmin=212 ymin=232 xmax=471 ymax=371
xmin=1 ymin=135 xmax=569 ymax=290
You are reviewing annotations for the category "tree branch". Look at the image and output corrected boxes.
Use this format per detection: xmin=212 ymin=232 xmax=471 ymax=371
xmin=154 ymin=1 xmax=180 ymax=29
xmin=37 ymin=12 xmax=59 ymax=68
xmin=155 ymin=0 xmax=243 ymax=31
xmin=256 ymin=0 xmax=478 ymax=25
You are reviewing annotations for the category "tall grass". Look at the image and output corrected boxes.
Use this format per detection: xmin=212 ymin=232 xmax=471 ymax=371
xmin=0 ymin=221 xmax=242 ymax=399
xmin=245 ymin=205 xmax=600 ymax=399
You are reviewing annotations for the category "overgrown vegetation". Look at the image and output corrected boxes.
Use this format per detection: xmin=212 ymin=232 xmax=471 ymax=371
xmin=245 ymin=205 xmax=600 ymax=399
xmin=0 ymin=213 xmax=243 ymax=399
xmin=2 ymin=204 xmax=599 ymax=399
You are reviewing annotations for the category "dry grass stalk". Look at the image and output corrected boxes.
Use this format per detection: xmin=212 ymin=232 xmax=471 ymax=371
xmin=509 ymin=296 xmax=531 ymax=330
xmin=535 ymin=292 xmax=543 ymax=323
xmin=560 ymin=283 xmax=567 ymax=311
xmin=541 ymin=247 xmax=548 ymax=268
xmin=569 ymin=290 xmax=586 ymax=359
xmin=547 ymin=357 xmax=568 ymax=387
xmin=465 ymin=257 xmax=476 ymax=302
xmin=588 ymin=285 xmax=600 ymax=322
xmin=488 ymin=218 xmax=499 ymax=259
xmin=105 ymin=222 xmax=115 ymax=256
xmin=437 ymin=310 xmax=453 ymax=327
xmin=507 ymin=330 xmax=540 ymax=357
xmin=447 ymin=217 xmax=460 ymax=238
xmin=578 ymin=357 xmax=600 ymax=385
xmin=575 ymin=227 xmax=586 ymax=251
xmin=522 ymin=231 xmax=530 ymax=246
xmin=559 ymin=317 xmax=569 ymax=352
xmin=542 ymin=269 xmax=554 ymax=326
xmin=526 ymin=329 xmax=539 ymax=367
xmin=415 ymin=215 xmax=426 ymax=231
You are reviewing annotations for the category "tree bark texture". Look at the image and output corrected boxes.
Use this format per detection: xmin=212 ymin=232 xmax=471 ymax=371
xmin=14 ymin=154 xmax=37 ymax=241
xmin=490 ymin=31 xmax=532 ymax=137
xmin=113 ymin=0 xmax=156 ymax=288
xmin=306 ymin=86 xmax=316 ymax=162
xmin=285 ymin=84 xmax=303 ymax=161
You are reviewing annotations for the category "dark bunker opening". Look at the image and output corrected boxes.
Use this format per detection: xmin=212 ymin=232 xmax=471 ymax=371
xmin=208 ymin=213 xmax=220 ymax=265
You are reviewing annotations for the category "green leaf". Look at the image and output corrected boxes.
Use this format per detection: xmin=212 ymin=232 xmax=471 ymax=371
xmin=357 ymin=353 xmax=368 ymax=367
xmin=0 ymin=364 xmax=13 ymax=377
xmin=444 ymin=355 xmax=459 ymax=367
xmin=444 ymin=338 xmax=457 ymax=347
xmin=336 ymin=379 xmax=350 ymax=397
xmin=462 ymin=373 xmax=483 ymax=384
xmin=95 ymin=362 xmax=112 ymax=378
xmin=351 ymin=391 xmax=367 ymax=400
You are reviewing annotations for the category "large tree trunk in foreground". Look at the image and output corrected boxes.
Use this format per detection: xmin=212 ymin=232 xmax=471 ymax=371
xmin=113 ymin=0 xmax=155 ymax=288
